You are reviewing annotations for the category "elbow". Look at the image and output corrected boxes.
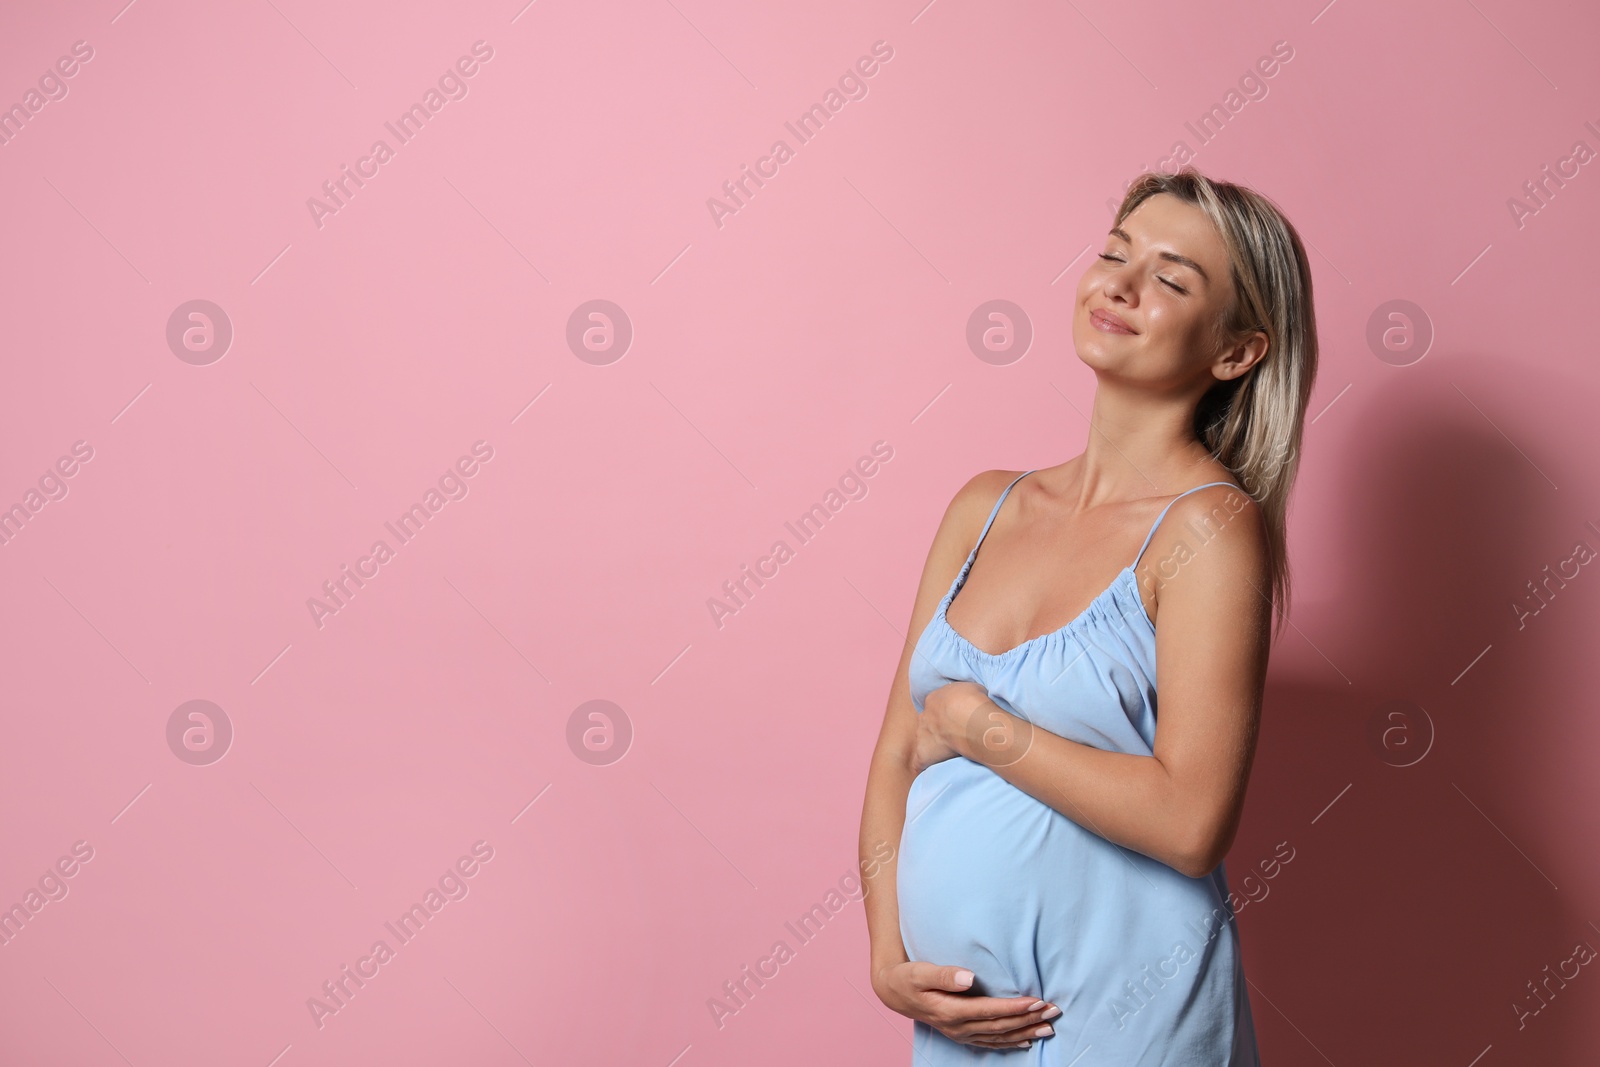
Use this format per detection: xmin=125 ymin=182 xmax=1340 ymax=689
xmin=1173 ymin=818 xmax=1234 ymax=880
xmin=1172 ymin=847 xmax=1218 ymax=880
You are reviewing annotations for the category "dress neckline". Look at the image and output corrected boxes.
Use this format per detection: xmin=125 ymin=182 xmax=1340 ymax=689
xmin=933 ymin=469 xmax=1242 ymax=663
xmin=937 ymin=553 xmax=1149 ymax=663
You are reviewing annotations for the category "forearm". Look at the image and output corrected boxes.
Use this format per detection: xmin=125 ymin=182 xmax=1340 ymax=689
xmin=958 ymin=703 xmax=1209 ymax=876
xmin=860 ymin=748 xmax=914 ymax=978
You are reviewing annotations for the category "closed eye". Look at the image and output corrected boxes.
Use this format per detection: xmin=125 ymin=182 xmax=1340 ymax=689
xmin=1098 ymin=253 xmax=1188 ymax=294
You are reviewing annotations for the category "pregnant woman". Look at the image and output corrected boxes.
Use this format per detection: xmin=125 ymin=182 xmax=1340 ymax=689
xmin=859 ymin=168 xmax=1317 ymax=1064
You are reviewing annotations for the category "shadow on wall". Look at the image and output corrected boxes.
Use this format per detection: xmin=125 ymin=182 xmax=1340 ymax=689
xmin=1228 ymin=351 xmax=1598 ymax=1065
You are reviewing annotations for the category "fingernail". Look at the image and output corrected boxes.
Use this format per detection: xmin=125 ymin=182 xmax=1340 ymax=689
xmin=1025 ymin=1000 xmax=1047 ymax=1012
xmin=954 ymin=969 xmax=974 ymax=988
xmin=1033 ymin=1024 xmax=1054 ymax=1037
xmin=1041 ymin=1005 xmax=1061 ymax=1020
xmin=1017 ymin=1041 xmax=1031 ymax=1049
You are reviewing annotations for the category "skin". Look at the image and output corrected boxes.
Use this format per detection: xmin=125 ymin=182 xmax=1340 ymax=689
xmin=859 ymin=191 xmax=1275 ymax=1051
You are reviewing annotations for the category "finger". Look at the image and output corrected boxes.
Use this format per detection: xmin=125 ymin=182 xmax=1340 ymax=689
xmin=939 ymin=1026 xmax=1030 ymax=1050
xmin=941 ymin=1004 xmax=1060 ymax=1038
xmin=973 ymin=1007 xmax=1060 ymax=1035
xmin=962 ymin=1033 xmax=1034 ymax=1050
xmin=908 ymin=962 xmax=978 ymax=994
xmin=933 ymin=993 xmax=1057 ymax=1023
xmin=985 ymin=1020 xmax=1056 ymax=1043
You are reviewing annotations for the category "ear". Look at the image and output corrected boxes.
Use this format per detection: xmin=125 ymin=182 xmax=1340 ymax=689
xmin=1213 ymin=328 xmax=1269 ymax=383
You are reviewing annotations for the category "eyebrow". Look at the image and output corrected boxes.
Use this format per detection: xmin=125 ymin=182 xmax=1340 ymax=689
xmin=1108 ymin=227 xmax=1210 ymax=284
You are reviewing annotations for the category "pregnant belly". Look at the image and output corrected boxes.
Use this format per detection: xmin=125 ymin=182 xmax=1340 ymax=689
xmin=897 ymin=758 xmax=1214 ymax=1005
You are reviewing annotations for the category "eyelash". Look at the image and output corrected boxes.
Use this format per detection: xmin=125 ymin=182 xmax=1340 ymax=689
xmin=1097 ymin=253 xmax=1187 ymax=294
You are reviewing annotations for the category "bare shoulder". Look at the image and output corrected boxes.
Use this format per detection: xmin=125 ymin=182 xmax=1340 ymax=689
xmin=919 ymin=469 xmax=1028 ymax=593
xmin=1137 ymin=481 xmax=1270 ymax=622
xmin=888 ymin=468 xmax=1028 ymax=677
xmin=1173 ymin=479 xmax=1259 ymax=525
xmin=1164 ymin=482 xmax=1267 ymax=570
xmin=944 ymin=468 xmax=1028 ymax=533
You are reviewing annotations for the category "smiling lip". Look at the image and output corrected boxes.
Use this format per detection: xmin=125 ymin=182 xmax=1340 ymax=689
xmin=1090 ymin=308 xmax=1136 ymax=335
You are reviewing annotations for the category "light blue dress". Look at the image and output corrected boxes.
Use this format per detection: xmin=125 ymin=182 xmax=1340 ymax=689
xmin=899 ymin=470 xmax=1261 ymax=1065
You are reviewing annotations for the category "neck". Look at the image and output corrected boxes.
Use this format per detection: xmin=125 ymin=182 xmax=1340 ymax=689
xmin=1075 ymin=377 xmax=1215 ymax=503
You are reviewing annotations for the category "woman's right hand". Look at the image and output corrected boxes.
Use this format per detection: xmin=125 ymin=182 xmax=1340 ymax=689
xmin=872 ymin=960 xmax=1060 ymax=1051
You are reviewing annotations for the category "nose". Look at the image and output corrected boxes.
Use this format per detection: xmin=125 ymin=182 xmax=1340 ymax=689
xmin=1101 ymin=269 xmax=1135 ymax=304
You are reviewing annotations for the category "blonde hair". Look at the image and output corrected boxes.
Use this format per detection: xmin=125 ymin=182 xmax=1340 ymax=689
xmin=1112 ymin=167 xmax=1319 ymax=639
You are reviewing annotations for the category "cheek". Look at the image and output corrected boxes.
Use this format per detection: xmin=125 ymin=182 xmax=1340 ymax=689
xmin=1075 ymin=267 xmax=1105 ymax=302
xmin=1145 ymin=306 xmax=1224 ymax=373
xmin=1144 ymin=304 xmax=1192 ymax=344
xmin=1072 ymin=279 xmax=1103 ymax=330
xmin=1071 ymin=279 xmax=1090 ymax=310
xmin=1122 ymin=306 xmax=1189 ymax=365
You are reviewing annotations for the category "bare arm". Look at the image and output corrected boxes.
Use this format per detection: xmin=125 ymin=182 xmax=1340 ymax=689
xmin=923 ymin=487 xmax=1272 ymax=878
xmin=859 ymin=471 xmax=1064 ymax=1051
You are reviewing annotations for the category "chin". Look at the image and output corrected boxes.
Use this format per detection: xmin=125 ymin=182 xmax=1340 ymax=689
xmin=1071 ymin=327 xmax=1115 ymax=371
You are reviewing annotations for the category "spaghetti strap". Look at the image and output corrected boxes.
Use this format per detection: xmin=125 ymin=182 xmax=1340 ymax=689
xmin=970 ymin=470 xmax=1036 ymax=556
xmin=1130 ymin=481 xmax=1243 ymax=569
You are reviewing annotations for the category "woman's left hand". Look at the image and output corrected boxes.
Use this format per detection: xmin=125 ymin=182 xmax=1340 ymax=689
xmin=913 ymin=682 xmax=992 ymax=774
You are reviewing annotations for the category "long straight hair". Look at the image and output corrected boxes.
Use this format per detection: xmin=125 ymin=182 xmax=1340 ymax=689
xmin=1112 ymin=168 xmax=1319 ymax=639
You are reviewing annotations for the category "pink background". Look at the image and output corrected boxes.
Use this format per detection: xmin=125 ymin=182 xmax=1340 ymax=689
xmin=3 ymin=0 xmax=1599 ymax=1063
